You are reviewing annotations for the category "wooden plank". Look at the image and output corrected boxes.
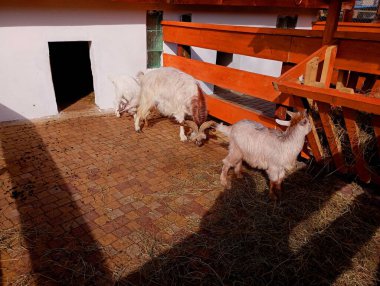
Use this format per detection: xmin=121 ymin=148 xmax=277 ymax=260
xmin=312 ymin=45 xmax=347 ymax=172
xmin=275 ymin=82 xmax=380 ymax=115
xmin=163 ymin=53 xmax=292 ymax=104
xmin=163 ymin=21 xmax=323 ymax=63
xmin=205 ymin=94 xmax=276 ymax=128
xmin=313 ymin=22 xmax=380 ymax=33
xmin=304 ymin=57 xmax=320 ymax=85
xmin=342 ymin=107 xmax=372 ymax=183
xmin=335 ymin=40 xmax=380 ymax=76
xmin=293 ymin=96 xmax=324 ymax=162
xmin=275 ymin=63 xmax=293 ymax=120
xmin=320 ymin=46 xmax=337 ymax=86
xmin=318 ymin=103 xmax=348 ymax=173
xmin=322 ymin=0 xmax=343 ymax=45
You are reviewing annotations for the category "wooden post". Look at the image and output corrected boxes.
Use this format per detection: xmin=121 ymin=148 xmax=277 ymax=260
xmin=342 ymin=0 xmax=355 ymax=22
xmin=323 ymin=0 xmax=343 ymax=45
xmin=342 ymin=71 xmax=372 ymax=183
xmin=275 ymin=63 xmax=293 ymax=120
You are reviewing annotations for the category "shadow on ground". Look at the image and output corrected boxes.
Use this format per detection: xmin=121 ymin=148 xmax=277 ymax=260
xmin=120 ymin=168 xmax=380 ymax=285
xmin=0 ymin=105 xmax=112 ymax=285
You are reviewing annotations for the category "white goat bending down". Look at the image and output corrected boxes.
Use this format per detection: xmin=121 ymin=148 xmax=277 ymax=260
xmin=217 ymin=111 xmax=311 ymax=200
xmin=110 ymin=71 xmax=144 ymax=117
xmin=134 ymin=67 xmax=214 ymax=146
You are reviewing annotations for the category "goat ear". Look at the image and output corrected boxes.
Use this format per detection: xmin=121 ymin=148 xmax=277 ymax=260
xmin=286 ymin=111 xmax=296 ymax=118
xmin=275 ymin=119 xmax=291 ymax=127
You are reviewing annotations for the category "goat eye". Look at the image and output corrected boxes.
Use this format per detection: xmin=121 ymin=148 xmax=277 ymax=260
xmin=300 ymin=119 xmax=308 ymax=126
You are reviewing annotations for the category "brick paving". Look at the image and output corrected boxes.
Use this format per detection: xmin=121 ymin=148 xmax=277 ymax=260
xmin=0 ymin=110 xmax=228 ymax=285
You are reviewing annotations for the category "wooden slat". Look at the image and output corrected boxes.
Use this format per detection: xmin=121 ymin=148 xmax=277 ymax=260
xmin=163 ymin=21 xmax=323 ymax=63
xmin=318 ymin=103 xmax=347 ymax=173
xmin=335 ymin=40 xmax=380 ymax=75
xmin=163 ymin=53 xmax=293 ymax=104
xmin=320 ymin=46 xmax=337 ymax=86
xmin=275 ymin=82 xmax=380 ymax=115
xmin=205 ymin=94 xmax=276 ymax=128
xmin=342 ymin=107 xmax=371 ymax=182
xmin=275 ymin=63 xmax=293 ymax=120
xmin=313 ymin=22 xmax=380 ymax=33
xmin=293 ymin=96 xmax=324 ymax=162
xmin=313 ymin=45 xmax=347 ymax=172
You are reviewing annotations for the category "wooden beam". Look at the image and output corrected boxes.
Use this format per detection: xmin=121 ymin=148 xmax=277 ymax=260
xmin=342 ymin=107 xmax=371 ymax=182
xmin=275 ymin=82 xmax=380 ymax=115
xmin=322 ymin=0 xmax=343 ymax=45
xmin=312 ymin=45 xmax=347 ymax=172
xmin=163 ymin=21 xmax=323 ymax=63
xmin=163 ymin=53 xmax=292 ymax=104
xmin=313 ymin=21 xmax=380 ymax=33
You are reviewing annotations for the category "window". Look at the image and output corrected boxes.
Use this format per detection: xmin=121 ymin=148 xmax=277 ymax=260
xmin=146 ymin=10 xmax=163 ymax=68
xmin=276 ymin=15 xmax=298 ymax=29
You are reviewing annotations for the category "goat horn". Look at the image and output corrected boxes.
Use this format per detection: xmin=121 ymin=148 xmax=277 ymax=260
xmin=286 ymin=111 xmax=296 ymax=118
xmin=199 ymin=120 xmax=216 ymax=133
xmin=275 ymin=119 xmax=291 ymax=127
xmin=184 ymin=120 xmax=199 ymax=132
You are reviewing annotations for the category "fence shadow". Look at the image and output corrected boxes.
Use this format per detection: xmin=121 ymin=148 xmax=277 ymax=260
xmin=120 ymin=167 xmax=380 ymax=285
xmin=0 ymin=105 xmax=112 ymax=285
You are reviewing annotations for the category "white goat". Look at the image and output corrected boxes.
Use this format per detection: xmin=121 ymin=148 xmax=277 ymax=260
xmin=134 ymin=67 xmax=214 ymax=146
xmin=217 ymin=110 xmax=311 ymax=200
xmin=110 ymin=71 xmax=144 ymax=117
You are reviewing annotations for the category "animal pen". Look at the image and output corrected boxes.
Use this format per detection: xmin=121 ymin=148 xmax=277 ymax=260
xmin=161 ymin=3 xmax=380 ymax=186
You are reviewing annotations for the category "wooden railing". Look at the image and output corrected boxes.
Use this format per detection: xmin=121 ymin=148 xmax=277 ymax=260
xmin=162 ymin=20 xmax=380 ymax=184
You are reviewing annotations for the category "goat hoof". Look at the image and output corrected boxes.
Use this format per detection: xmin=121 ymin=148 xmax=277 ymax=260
xmin=136 ymin=129 xmax=142 ymax=133
xmin=269 ymin=193 xmax=278 ymax=201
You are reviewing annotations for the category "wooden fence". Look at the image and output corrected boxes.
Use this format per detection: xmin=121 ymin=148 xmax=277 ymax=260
xmin=162 ymin=20 xmax=380 ymax=185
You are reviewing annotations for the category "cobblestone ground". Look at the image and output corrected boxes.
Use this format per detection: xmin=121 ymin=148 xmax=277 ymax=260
xmin=0 ymin=112 xmax=228 ymax=285
xmin=1 ymin=110 xmax=379 ymax=286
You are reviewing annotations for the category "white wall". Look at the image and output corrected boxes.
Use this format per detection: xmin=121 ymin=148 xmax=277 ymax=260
xmin=0 ymin=1 xmax=147 ymax=122
xmin=163 ymin=10 xmax=317 ymax=93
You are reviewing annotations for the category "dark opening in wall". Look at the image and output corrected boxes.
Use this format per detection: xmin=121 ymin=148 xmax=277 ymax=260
xmin=214 ymin=51 xmax=234 ymax=94
xmin=179 ymin=14 xmax=192 ymax=58
xmin=276 ymin=15 xmax=298 ymax=29
xmin=48 ymin=41 xmax=94 ymax=111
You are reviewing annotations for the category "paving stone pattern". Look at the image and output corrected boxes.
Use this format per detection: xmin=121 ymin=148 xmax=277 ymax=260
xmin=0 ymin=112 xmax=228 ymax=284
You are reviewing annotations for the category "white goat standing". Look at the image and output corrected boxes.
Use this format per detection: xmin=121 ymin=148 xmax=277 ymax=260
xmin=110 ymin=71 xmax=144 ymax=117
xmin=217 ymin=110 xmax=311 ymax=200
xmin=134 ymin=67 xmax=214 ymax=146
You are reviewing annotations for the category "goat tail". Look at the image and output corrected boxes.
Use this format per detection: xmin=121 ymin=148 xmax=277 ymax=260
xmin=216 ymin=123 xmax=232 ymax=137
xmin=191 ymin=84 xmax=208 ymax=126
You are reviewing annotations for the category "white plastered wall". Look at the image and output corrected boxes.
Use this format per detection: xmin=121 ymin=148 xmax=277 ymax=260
xmin=163 ymin=9 xmax=317 ymax=93
xmin=0 ymin=1 xmax=147 ymax=122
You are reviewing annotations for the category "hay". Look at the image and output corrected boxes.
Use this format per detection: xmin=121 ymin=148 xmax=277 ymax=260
xmin=119 ymin=164 xmax=379 ymax=286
